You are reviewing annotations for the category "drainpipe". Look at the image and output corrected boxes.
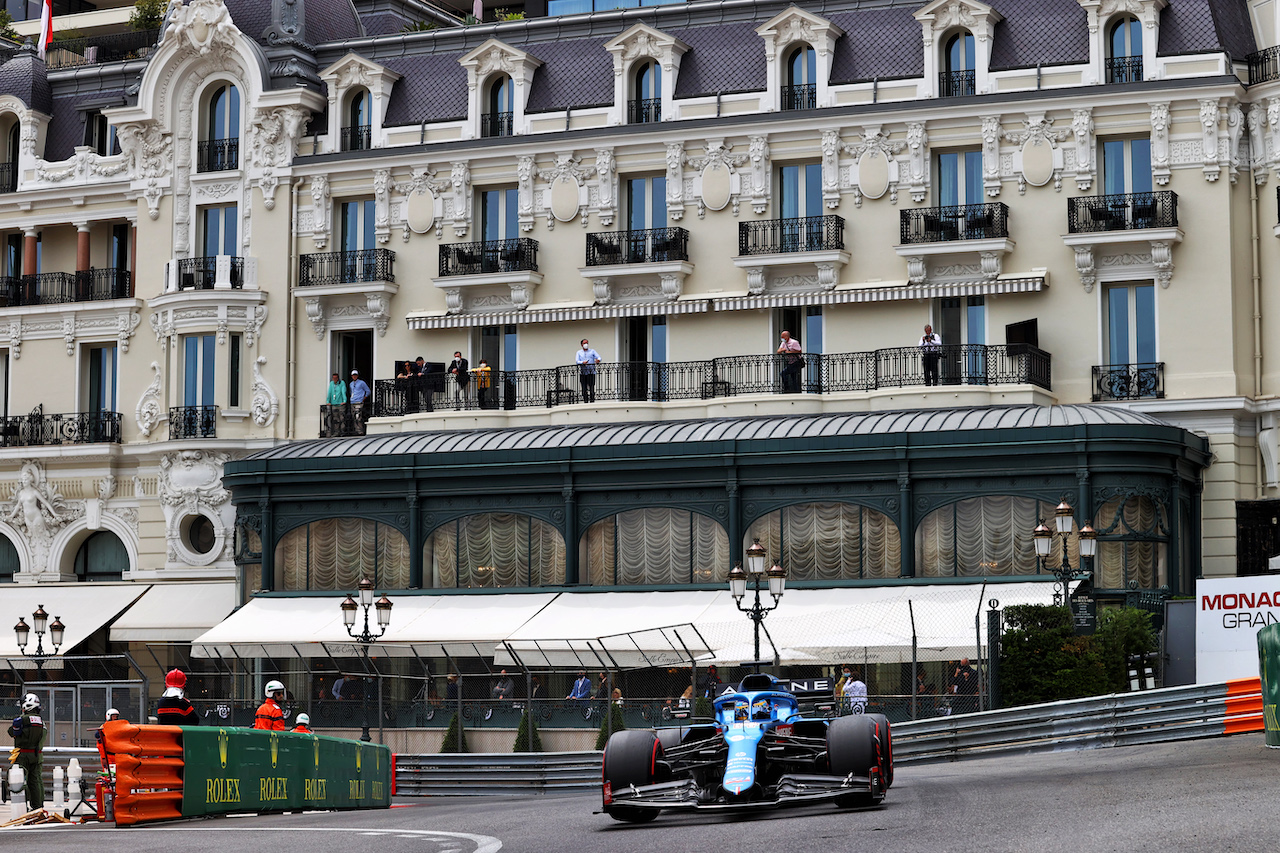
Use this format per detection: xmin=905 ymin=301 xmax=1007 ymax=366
xmin=1251 ymin=163 xmax=1262 ymax=400
xmin=287 ymin=177 xmax=304 ymax=441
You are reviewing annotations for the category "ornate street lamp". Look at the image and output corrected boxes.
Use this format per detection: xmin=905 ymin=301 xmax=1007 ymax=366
xmin=1033 ymin=501 xmax=1098 ymax=606
xmin=729 ymin=539 xmax=787 ymax=673
xmin=14 ymin=606 xmax=64 ymax=671
xmin=340 ymin=578 xmax=393 ymax=742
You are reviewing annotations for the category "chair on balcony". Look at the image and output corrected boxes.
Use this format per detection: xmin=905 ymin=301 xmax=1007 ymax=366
xmin=455 ymin=249 xmax=481 ymax=272
xmin=965 ymin=210 xmax=994 ymax=239
xmin=499 ymin=245 xmax=523 ymax=272
xmin=1132 ymin=199 xmax=1157 ymax=229
xmin=1090 ymin=204 xmax=1122 ymax=232
xmin=598 ymin=241 xmax=624 ymax=266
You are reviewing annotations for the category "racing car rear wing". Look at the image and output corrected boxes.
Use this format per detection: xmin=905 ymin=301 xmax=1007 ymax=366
xmin=783 ymin=678 xmax=840 ymax=714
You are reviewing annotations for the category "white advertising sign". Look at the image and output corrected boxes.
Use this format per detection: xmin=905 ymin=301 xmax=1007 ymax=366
xmin=1196 ymin=576 xmax=1280 ymax=683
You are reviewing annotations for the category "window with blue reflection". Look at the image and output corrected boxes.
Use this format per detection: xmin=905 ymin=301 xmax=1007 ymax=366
xmin=937 ymin=151 xmax=982 ymax=207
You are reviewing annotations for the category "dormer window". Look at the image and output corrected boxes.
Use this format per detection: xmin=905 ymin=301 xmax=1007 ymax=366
xmin=0 ymin=121 xmax=17 ymax=194
xmin=199 ymin=83 xmax=239 ymax=172
xmin=343 ymin=89 xmax=371 ymax=152
xmin=483 ymin=75 xmax=515 ymax=138
xmin=782 ymin=46 xmax=817 ymax=111
xmin=629 ymin=61 xmax=662 ymax=124
xmin=1107 ymin=16 xmax=1142 ymax=83
xmin=942 ymin=32 xmax=976 ymax=97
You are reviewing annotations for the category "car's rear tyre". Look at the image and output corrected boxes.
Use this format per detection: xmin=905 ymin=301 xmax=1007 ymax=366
xmin=867 ymin=713 xmax=894 ymax=788
xmin=603 ymin=730 xmax=663 ymax=823
xmin=827 ymin=715 xmax=882 ymax=808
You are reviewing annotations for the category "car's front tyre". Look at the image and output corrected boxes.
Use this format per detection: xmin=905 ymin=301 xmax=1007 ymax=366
xmin=827 ymin=715 xmax=885 ymax=808
xmin=603 ymin=729 xmax=663 ymax=823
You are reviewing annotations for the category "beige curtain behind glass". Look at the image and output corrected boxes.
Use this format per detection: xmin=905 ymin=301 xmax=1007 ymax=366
xmin=916 ymin=497 xmax=1060 ymax=578
xmin=427 ymin=513 xmax=566 ymax=588
xmin=744 ymin=502 xmax=901 ymax=579
xmin=585 ymin=508 xmax=728 ymax=585
xmin=275 ymin=519 xmax=410 ymax=591
xmin=1094 ymin=496 xmax=1165 ymax=588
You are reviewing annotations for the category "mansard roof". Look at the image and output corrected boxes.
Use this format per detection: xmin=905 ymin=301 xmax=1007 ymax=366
xmin=224 ymin=0 xmax=365 ymax=47
xmin=0 ymin=46 xmax=51 ymax=115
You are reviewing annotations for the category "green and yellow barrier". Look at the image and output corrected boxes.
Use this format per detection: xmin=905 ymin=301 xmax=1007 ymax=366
xmin=1259 ymin=623 xmax=1280 ymax=748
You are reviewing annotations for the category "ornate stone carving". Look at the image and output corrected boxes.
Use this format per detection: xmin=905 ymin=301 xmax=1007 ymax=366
xmin=166 ymin=0 xmax=238 ymax=57
xmin=450 ymin=162 xmax=471 ymax=237
xmin=244 ymin=304 xmax=267 ymax=348
xmin=905 ymin=122 xmax=928 ymax=202
xmin=309 ymin=175 xmax=330 ymax=248
xmin=593 ymin=148 xmax=616 ymax=226
xmin=686 ymin=139 xmax=746 ymax=217
xmin=1073 ymin=245 xmax=1096 ymax=292
xmin=157 ymin=450 xmax=234 ymax=567
xmin=250 ymin=356 xmax=279 ymax=427
xmin=1070 ymin=109 xmax=1095 ymax=190
xmin=1150 ymin=102 xmax=1171 ymax=186
xmin=5 ymin=461 xmax=76 ymax=575
xmin=246 ymin=106 xmax=308 ymax=209
xmin=1150 ymin=240 xmax=1174 ymax=288
xmin=1199 ymin=98 xmax=1221 ymax=182
xmin=665 ymin=143 xmax=685 ymax=221
xmin=981 ymin=115 xmax=1002 ymax=197
xmin=1247 ymin=103 xmax=1267 ymax=185
xmin=136 ymin=361 xmax=164 ymax=438
xmin=1225 ymin=101 xmax=1244 ymax=184
xmin=373 ymin=168 xmax=391 ymax=242
xmin=304 ymin=297 xmax=325 ymax=339
xmin=748 ymin=135 xmax=771 ymax=214
xmin=844 ymin=126 xmax=905 ymax=206
xmin=366 ymin=293 xmax=390 ymax=337
xmin=537 ymin=153 xmax=594 ymax=228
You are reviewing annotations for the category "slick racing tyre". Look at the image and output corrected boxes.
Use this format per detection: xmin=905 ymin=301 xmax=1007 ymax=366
xmin=867 ymin=713 xmax=894 ymax=788
xmin=602 ymin=730 xmax=663 ymax=823
xmin=827 ymin=715 xmax=883 ymax=808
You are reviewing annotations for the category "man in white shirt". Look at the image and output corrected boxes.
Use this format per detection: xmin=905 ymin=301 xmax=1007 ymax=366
xmin=576 ymin=339 xmax=600 ymax=403
xmin=918 ymin=324 xmax=942 ymax=386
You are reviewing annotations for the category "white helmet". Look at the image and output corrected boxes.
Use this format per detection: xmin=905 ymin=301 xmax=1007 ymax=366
xmin=21 ymin=693 xmax=39 ymax=712
xmin=295 ymin=713 xmax=310 ymax=726
xmin=106 ymin=708 xmax=120 ymax=721
xmin=265 ymin=680 xmax=286 ymax=698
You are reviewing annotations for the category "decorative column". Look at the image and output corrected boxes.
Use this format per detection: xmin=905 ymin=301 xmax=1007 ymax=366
xmin=22 ymin=227 xmax=37 ymax=276
xmin=727 ymin=477 xmax=742 ymax=572
xmin=898 ymin=471 xmax=914 ymax=578
xmin=76 ymin=222 xmax=91 ymax=301
xmin=408 ymin=494 xmax=422 ymax=589
xmin=1169 ymin=475 xmax=1183 ymax=596
xmin=259 ymin=498 xmax=275 ymax=591
xmin=563 ymin=484 xmax=579 ymax=584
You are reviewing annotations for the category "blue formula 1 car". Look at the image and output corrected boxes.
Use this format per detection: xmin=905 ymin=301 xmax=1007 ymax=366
xmin=601 ymin=673 xmax=893 ymax=822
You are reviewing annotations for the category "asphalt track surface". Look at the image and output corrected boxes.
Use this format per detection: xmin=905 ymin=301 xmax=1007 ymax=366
xmin=6 ymin=733 xmax=1275 ymax=853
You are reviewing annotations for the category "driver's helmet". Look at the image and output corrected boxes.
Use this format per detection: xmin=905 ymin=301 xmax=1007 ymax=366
xmin=734 ymin=700 xmax=749 ymax=721
xmin=751 ymin=699 xmax=771 ymax=721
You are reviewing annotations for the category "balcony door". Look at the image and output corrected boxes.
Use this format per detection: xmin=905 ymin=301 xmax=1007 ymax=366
xmin=480 ymin=188 xmax=519 ymax=242
xmin=1105 ymin=283 xmax=1156 ymax=368
xmin=937 ymin=150 xmax=982 ymax=208
xmin=620 ymin=315 xmax=666 ymax=401
xmin=938 ymin=296 xmax=986 ymax=384
xmin=333 ymin=329 xmax=373 ymax=392
xmin=84 ymin=344 xmax=117 ymax=414
xmin=1101 ymin=138 xmax=1152 ymax=196
xmin=340 ymin=199 xmax=375 ymax=281
xmin=201 ymin=204 xmax=238 ymax=257
xmin=626 ymin=177 xmax=667 ymax=262
xmin=183 ymin=334 xmax=216 ymax=409
xmin=777 ymin=163 xmax=822 ymax=250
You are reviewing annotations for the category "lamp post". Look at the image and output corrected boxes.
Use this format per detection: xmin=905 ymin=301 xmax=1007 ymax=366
xmin=1033 ymin=501 xmax=1098 ymax=607
xmin=340 ymin=578 xmax=393 ymax=742
xmin=14 ymin=605 xmax=65 ymax=672
xmin=728 ymin=539 xmax=788 ymax=673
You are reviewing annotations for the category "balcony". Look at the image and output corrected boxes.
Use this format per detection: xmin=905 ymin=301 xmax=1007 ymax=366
xmin=1092 ymin=363 xmax=1164 ymax=401
xmin=341 ymin=125 xmax=372 ymax=152
xmin=370 ymin=343 xmax=1051 ymax=416
xmin=439 ymin=238 xmax=538 ymax=277
xmin=0 ymin=162 xmax=14 ymax=194
xmin=780 ymin=84 xmax=816 ymax=111
xmin=1105 ymin=56 xmax=1143 ymax=84
xmin=0 ymin=408 xmax=122 ymax=447
xmin=900 ymin=203 xmax=1009 ymax=244
xmin=586 ymin=228 xmax=688 ymax=266
xmin=435 ymin=238 xmax=541 ymax=313
xmin=172 ymin=256 xmax=245 ymax=291
xmin=0 ymin=269 xmax=131 ymax=307
xmin=196 ymin=138 xmax=239 ymax=173
xmin=480 ymin=112 xmax=513 ymax=138
xmin=1067 ymin=192 xmax=1177 ymax=233
xmin=319 ymin=404 xmax=365 ymax=438
xmin=1247 ymin=45 xmax=1280 ymax=86
xmin=43 ymin=28 xmax=159 ymax=69
xmin=734 ymin=215 xmax=848 ymax=292
xmin=300 ymin=249 xmax=395 ymax=287
xmin=169 ymin=405 xmax=217 ymax=440
xmin=627 ymin=98 xmax=660 ymax=124
xmin=939 ymin=70 xmax=975 ymax=97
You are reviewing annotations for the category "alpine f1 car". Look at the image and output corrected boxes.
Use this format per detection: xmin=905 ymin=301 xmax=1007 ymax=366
xmin=601 ymin=673 xmax=893 ymax=822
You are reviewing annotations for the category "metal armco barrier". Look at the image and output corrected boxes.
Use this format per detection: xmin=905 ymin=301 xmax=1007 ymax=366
xmin=99 ymin=721 xmax=391 ymax=825
xmin=395 ymin=752 xmax=602 ymax=796
xmin=390 ymin=680 xmax=1264 ymax=795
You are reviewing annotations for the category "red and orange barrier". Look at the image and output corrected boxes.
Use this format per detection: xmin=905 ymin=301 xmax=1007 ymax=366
xmin=99 ymin=720 xmax=185 ymax=826
xmin=1224 ymin=677 xmax=1264 ymax=735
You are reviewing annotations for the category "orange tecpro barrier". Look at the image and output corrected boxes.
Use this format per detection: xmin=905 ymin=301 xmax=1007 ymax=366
xmin=99 ymin=720 xmax=186 ymax=826
xmin=1224 ymin=677 xmax=1265 ymax=735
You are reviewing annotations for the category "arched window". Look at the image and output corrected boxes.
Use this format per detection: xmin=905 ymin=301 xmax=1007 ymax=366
xmin=0 ymin=534 xmax=17 ymax=582
xmin=1 ymin=122 xmax=18 ymax=193
xmin=584 ymin=508 xmax=727 ymax=585
xmin=941 ymin=32 xmax=976 ymax=97
xmin=1092 ymin=495 xmax=1167 ymax=591
xmin=916 ymin=496 xmax=1062 ymax=578
xmin=745 ymin=502 xmax=900 ymax=580
xmin=483 ymin=75 xmax=514 ymax=138
xmin=425 ymin=513 xmax=565 ymax=587
xmin=1107 ymin=16 xmax=1143 ymax=83
xmin=782 ymin=45 xmax=816 ymax=110
xmin=343 ymin=89 xmax=371 ymax=152
xmin=74 ymin=531 xmax=128 ymax=581
xmin=200 ymin=83 xmax=240 ymax=172
xmin=275 ymin=519 xmax=411 ymax=591
xmin=629 ymin=61 xmax=662 ymax=124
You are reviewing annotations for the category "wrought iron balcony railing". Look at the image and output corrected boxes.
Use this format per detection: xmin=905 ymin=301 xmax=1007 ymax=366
xmin=370 ymin=344 xmax=1052 ymax=417
xmin=480 ymin=111 xmax=514 ymax=138
xmin=169 ymin=405 xmax=218 ymax=439
xmin=627 ymin=98 xmax=661 ymax=124
xmin=439 ymin=238 xmax=538 ymax=277
xmin=1067 ymin=191 xmax=1178 ymax=233
xmin=0 ymin=407 xmax=122 ymax=447
xmin=738 ymin=215 xmax=844 ymax=256
xmin=1 ymin=268 xmax=131 ymax=307
xmin=1105 ymin=56 xmax=1143 ymax=84
xmin=319 ymin=404 xmax=366 ymax=438
xmin=586 ymin=227 xmax=689 ymax=266
xmin=299 ymin=248 xmax=395 ymax=286
xmin=939 ymin=70 xmax=975 ymax=97
xmin=341 ymin=125 xmax=371 ymax=152
xmin=175 ymin=256 xmax=244 ymax=290
xmin=43 ymin=28 xmax=159 ymax=68
xmin=197 ymin=137 xmax=239 ymax=172
xmin=1247 ymin=45 xmax=1280 ymax=86
xmin=780 ymin=83 xmax=816 ymax=110
xmin=1092 ymin=363 xmax=1164 ymax=401
xmin=0 ymin=162 xmax=15 ymax=194
xmin=900 ymin=203 xmax=1009 ymax=244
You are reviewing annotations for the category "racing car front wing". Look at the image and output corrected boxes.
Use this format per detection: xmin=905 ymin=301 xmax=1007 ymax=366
xmin=603 ymin=771 xmax=883 ymax=813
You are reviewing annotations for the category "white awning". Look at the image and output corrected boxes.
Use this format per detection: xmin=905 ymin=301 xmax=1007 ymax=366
xmin=110 ymin=582 xmax=238 ymax=643
xmin=190 ymin=593 xmax=559 ymax=660
xmin=0 ymin=584 xmax=149 ymax=658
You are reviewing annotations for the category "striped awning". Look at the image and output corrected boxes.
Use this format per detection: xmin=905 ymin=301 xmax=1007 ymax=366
xmin=406 ymin=299 xmax=709 ymax=329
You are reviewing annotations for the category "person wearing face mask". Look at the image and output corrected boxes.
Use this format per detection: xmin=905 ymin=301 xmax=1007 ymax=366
xmin=837 ymin=666 xmax=867 ymax=715
xmin=575 ymin=339 xmax=600 ymax=403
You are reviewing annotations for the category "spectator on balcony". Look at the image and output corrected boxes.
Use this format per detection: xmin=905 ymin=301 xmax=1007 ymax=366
xmin=473 ymin=359 xmax=493 ymax=408
xmin=919 ymin=324 xmax=942 ymax=386
xmin=327 ymin=373 xmax=347 ymax=406
xmin=449 ymin=351 xmax=470 ymax=402
xmin=396 ymin=359 xmax=418 ymax=379
xmin=777 ymin=331 xmax=803 ymax=393
xmin=349 ymin=370 xmax=371 ymax=422
xmin=576 ymin=339 xmax=601 ymax=403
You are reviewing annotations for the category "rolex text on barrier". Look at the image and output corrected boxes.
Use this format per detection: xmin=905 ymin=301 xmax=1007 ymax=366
xmin=181 ymin=728 xmax=391 ymax=817
xmin=1259 ymin=623 xmax=1280 ymax=749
